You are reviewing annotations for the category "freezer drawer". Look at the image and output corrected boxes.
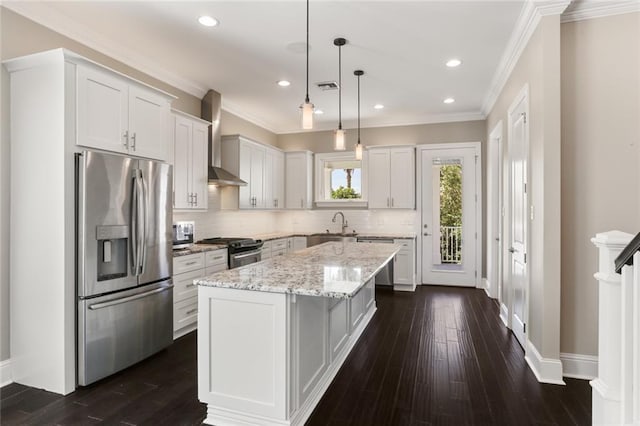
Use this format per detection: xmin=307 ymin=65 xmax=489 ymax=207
xmin=78 ymin=281 xmax=173 ymax=386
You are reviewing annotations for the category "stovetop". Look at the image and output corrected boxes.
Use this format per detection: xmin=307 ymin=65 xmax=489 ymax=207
xmin=197 ymin=237 xmax=263 ymax=251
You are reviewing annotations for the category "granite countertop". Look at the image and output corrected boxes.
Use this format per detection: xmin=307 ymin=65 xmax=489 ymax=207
xmin=253 ymin=232 xmax=309 ymax=242
xmin=255 ymin=231 xmax=416 ymax=241
xmin=172 ymin=243 xmax=227 ymax=257
xmin=196 ymin=241 xmax=402 ymax=298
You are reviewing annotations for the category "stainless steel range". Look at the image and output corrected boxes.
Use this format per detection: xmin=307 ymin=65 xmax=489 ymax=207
xmin=197 ymin=237 xmax=264 ymax=269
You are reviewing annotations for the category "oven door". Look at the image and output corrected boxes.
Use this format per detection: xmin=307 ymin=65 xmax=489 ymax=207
xmin=230 ymin=249 xmax=262 ymax=269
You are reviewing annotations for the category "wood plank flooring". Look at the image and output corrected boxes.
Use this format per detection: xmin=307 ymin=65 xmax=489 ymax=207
xmin=1 ymin=286 xmax=591 ymax=425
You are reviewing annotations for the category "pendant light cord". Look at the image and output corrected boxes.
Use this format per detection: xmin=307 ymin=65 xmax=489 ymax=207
xmin=357 ymin=73 xmax=360 ymax=143
xmin=338 ymin=43 xmax=342 ymax=130
xmin=305 ymin=0 xmax=310 ymax=103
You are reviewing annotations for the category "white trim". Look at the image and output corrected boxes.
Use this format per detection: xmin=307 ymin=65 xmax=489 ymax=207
xmin=500 ymin=303 xmax=509 ymax=327
xmin=561 ymin=1 xmax=640 ymax=23
xmin=221 ymin=101 xmax=280 ymax=135
xmin=560 ymin=352 xmax=598 ymax=380
xmin=525 ymin=340 xmax=565 ymax=385
xmin=486 ymin=120 xmax=503 ymax=301
xmin=481 ymin=1 xmax=570 ymax=116
xmin=1 ymin=359 xmax=12 ymax=387
xmin=481 ymin=278 xmax=492 ymax=298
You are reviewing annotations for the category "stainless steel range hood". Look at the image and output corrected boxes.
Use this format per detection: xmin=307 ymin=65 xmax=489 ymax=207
xmin=201 ymin=89 xmax=247 ymax=186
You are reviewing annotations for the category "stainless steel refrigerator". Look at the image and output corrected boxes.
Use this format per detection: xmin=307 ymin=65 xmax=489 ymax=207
xmin=76 ymin=150 xmax=173 ymax=386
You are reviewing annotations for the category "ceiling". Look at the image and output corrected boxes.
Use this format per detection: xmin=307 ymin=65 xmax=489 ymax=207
xmin=5 ymin=1 xmax=526 ymax=133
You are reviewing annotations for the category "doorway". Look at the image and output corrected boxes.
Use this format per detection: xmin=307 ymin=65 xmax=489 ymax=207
xmin=487 ymin=122 xmax=503 ymax=301
xmin=507 ymin=85 xmax=529 ymax=348
xmin=418 ymin=143 xmax=481 ymax=287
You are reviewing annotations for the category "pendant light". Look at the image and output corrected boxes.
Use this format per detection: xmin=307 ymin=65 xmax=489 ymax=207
xmin=300 ymin=0 xmax=314 ymax=129
xmin=333 ymin=37 xmax=347 ymax=151
xmin=354 ymin=70 xmax=364 ymax=160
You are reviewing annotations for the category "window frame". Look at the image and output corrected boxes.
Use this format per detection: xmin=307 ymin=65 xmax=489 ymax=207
xmin=314 ymin=151 xmax=368 ymax=208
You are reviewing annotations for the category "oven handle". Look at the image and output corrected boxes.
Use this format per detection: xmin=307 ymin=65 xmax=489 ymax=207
xmin=232 ymin=249 xmax=262 ymax=260
xmin=88 ymin=285 xmax=173 ymax=310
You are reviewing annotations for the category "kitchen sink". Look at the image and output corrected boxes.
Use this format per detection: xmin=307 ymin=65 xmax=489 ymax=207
xmin=307 ymin=232 xmax=358 ymax=247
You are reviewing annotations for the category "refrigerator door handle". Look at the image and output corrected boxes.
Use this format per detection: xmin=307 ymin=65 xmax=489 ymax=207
xmin=130 ymin=171 xmax=139 ymax=275
xmin=138 ymin=171 xmax=148 ymax=275
xmin=88 ymin=284 xmax=173 ymax=310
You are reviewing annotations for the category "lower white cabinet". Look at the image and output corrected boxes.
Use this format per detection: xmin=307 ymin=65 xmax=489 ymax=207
xmin=393 ymin=238 xmax=416 ymax=290
xmin=173 ymin=249 xmax=228 ymax=338
xmin=291 ymin=236 xmax=307 ymax=251
xmin=262 ymin=236 xmax=308 ymax=260
xmin=328 ymin=298 xmax=349 ymax=361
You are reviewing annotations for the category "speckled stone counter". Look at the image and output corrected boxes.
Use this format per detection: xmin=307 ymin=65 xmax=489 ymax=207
xmin=196 ymin=241 xmax=401 ymax=298
xmin=172 ymin=243 xmax=227 ymax=257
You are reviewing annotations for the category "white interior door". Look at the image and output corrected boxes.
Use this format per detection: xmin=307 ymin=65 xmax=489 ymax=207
xmin=420 ymin=145 xmax=479 ymax=287
xmin=487 ymin=122 xmax=503 ymax=300
xmin=508 ymin=90 xmax=529 ymax=348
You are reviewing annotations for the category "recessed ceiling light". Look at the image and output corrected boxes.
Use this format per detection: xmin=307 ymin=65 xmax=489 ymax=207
xmin=446 ymin=58 xmax=462 ymax=68
xmin=198 ymin=16 xmax=219 ymax=27
xmin=314 ymin=109 xmax=324 ymax=115
xmin=277 ymin=80 xmax=291 ymax=87
xmin=444 ymin=97 xmax=455 ymax=104
xmin=374 ymin=104 xmax=384 ymax=110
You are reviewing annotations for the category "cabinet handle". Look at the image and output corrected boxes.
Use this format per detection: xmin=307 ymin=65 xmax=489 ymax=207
xmin=186 ymin=308 xmax=198 ymax=315
xmin=131 ymin=132 xmax=137 ymax=151
xmin=387 ymin=197 xmax=390 ymax=207
xmin=185 ymin=261 xmax=198 ymax=266
xmin=391 ymin=198 xmax=394 ymax=207
xmin=123 ymin=130 xmax=129 ymax=149
xmin=194 ymin=193 xmax=198 ymax=206
xmin=211 ymin=256 xmax=224 ymax=260
xmin=186 ymin=283 xmax=195 ymax=288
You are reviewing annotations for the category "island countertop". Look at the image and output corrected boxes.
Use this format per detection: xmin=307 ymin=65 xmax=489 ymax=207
xmin=195 ymin=241 xmax=402 ymax=298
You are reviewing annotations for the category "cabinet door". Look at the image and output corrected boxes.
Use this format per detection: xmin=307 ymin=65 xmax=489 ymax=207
xmin=264 ymin=150 xmax=276 ymax=209
xmin=173 ymin=115 xmax=191 ymax=209
xmin=393 ymin=239 xmax=414 ymax=285
xmin=251 ymin=145 xmax=266 ymax=208
xmin=77 ymin=65 xmax=128 ymax=154
xmin=191 ymin=122 xmax=209 ymax=210
xmin=368 ymin=150 xmax=391 ymax=208
xmin=292 ymin=237 xmax=307 ymax=251
xmin=389 ymin=148 xmax=415 ymax=209
xmin=238 ymin=141 xmax=253 ymax=208
xmin=274 ymin=151 xmax=285 ymax=210
xmin=328 ymin=298 xmax=349 ymax=361
xmin=128 ymin=85 xmax=169 ymax=161
xmin=285 ymin=153 xmax=311 ymax=209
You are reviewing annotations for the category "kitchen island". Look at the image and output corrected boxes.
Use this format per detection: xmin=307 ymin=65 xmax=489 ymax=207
xmin=196 ymin=241 xmax=402 ymax=426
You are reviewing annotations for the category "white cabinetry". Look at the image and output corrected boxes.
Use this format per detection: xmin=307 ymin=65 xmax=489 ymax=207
xmin=367 ymin=147 xmax=415 ymax=209
xmin=173 ymin=249 xmax=227 ymax=338
xmin=292 ymin=236 xmax=307 ymax=251
xmin=285 ymin=151 xmax=313 ymax=209
xmin=172 ymin=111 xmax=210 ymax=210
xmin=222 ymin=135 xmax=284 ymax=210
xmin=265 ymin=149 xmax=285 ymax=209
xmin=77 ymin=64 xmax=172 ymax=161
xmin=393 ymin=238 xmax=416 ymax=290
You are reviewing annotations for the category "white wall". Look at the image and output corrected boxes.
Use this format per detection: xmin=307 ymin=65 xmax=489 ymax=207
xmin=560 ymin=12 xmax=640 ymax=357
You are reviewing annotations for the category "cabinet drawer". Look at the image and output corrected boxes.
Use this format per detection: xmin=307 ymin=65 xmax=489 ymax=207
xmin=173 ymin=253 xmax=205 ymax=274
xmin=271 ymin=239 xmax=288 ymax=251
xmin=205 ymin=249 xmax=227 ymax=268
xmin=205 ymin=262 xmax=227 ymax=276
xmin=174 ymin=296 xmax=198 ymax=332
xmin=272 ymin=248 xmax=287 ymax=258
xmin=174 ymin=269 xmax=204 ymax=303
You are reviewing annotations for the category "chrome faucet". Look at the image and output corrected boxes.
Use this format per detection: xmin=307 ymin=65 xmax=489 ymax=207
xmin=332 ymin=212 xmax=348 ymax=234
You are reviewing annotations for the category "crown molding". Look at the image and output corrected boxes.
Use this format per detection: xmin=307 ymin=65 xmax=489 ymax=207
xmin=2 ymin=2 xmax=208 ymax=99
xmin=561 ymin=0 xmax=640 ymax=23
xmin=276 ymin=111 xmax=487 ymax=135
xmin=221 ymin=100 xmax=280 ymax=135
xmin=481 ymin=1 xmax=571 ymax=116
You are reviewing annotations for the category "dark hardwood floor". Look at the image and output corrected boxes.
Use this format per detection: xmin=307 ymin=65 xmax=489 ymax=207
xmin=1 ymin=286 xmax=591 ymax=425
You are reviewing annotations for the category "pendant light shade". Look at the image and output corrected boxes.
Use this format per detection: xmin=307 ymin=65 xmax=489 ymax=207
xmin=354 ymin=70 xmax=364 ymax=160
xmin=334 ymin=38 xmax=347 ymax=151
xmin=300 ymin=0 xmax=314 ymax=129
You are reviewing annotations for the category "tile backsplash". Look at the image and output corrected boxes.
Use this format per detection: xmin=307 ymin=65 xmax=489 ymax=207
xmin=173 ymin=186 xmax=418 ymax=240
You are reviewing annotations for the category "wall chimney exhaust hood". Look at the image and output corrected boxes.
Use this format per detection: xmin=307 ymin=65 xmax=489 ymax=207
xmin=201 ymin=89 xmax=247 ymax=186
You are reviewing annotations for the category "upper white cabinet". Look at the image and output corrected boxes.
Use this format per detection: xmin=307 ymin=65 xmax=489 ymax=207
xmin=265 ymin=149 xmax=285 ymax=209
xmin=222 ymin=135 xmax=284 ymax=210
xmin=367 ymin=147 xmax=415 ymax=209
xmin=285 ymin=151 xmax=313 ymax=209
xmin=77 ymin=64 xmax=172 ymax=161
xmin=173 ymin=110 xmax=210 ymax=210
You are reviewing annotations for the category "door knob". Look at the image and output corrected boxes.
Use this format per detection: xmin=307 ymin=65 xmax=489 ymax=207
xmin=508 ymin=247 xmax=516 ymax=253
xmin=424 ymin=232 xmax=431 ymax=236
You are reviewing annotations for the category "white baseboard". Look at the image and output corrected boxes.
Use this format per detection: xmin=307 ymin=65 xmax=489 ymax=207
xmin=393 ymin=283 xmax=416 ymax=292
xmin=560 ymin=352 xmax=598 ymax=380
xmin=1 ymin=359 xmax=12 ymax=387
xmin=525 ymin=340 xmax=565 ymax=385
xmin=499 ymin=303 xmax=509 ymax=327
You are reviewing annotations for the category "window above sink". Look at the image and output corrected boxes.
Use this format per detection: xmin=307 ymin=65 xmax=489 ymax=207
xmin=314 ymin=151 xmax=368 ymax=208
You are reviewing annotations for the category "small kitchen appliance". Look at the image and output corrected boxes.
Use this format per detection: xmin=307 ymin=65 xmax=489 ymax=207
xmin=173 ymin=221 xmax=195 ymax=249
